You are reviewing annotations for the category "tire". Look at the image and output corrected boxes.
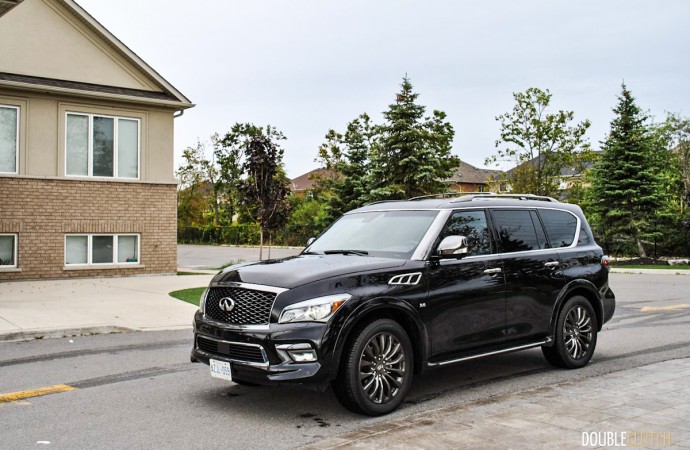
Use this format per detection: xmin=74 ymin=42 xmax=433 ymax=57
xmin=542 ymin=295 xmax=598 ymax=369
xmin=333 ymin=318 xmax=413 ymax=416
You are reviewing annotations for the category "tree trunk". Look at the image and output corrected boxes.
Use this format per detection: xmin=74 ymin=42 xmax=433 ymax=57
xmin=259 ymin=228 xmax=264 ymax=261
xmin=268 ymin=235 xmax=272 ymax=260
xmin=636 ymin=238 xmax=647 ymax=258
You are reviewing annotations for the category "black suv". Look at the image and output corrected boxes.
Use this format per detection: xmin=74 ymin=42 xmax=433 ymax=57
xmin=191 ymin=194 xmax=615 ymax=415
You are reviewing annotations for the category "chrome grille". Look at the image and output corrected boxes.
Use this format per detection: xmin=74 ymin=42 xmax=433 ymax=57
xmin=204 ymin=287 xmax=276 ymax=325
xmin=196 ymin=335 xmax=266 ymax=364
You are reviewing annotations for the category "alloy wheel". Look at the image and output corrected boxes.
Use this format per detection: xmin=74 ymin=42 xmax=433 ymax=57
xmin=358 ymin=332 xmax=407 ymax=404
xmin=563 ymin=305 xmax=593 ymax=359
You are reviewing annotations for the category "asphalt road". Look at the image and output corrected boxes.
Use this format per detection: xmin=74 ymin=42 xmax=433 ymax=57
xmin=1 ymin=273 xmax=689 ymax=449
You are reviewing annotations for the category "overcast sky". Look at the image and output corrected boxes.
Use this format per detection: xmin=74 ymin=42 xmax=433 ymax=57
xmin=78 ymin=0 xmax=690 ymax=178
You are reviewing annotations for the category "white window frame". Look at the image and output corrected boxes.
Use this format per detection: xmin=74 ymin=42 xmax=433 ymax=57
xmin=0 ymin=233 xmax=18 ymax=268
xmin=64 ymin=234 xmax=141 ymax=266
xmin=0 ymin=104 xmax=19 ymax=174
xmin=65 ymin=112 xmax=141 ymax=179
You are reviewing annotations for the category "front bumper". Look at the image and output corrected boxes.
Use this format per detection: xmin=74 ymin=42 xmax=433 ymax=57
xmin=191 ymin=310 xmax=333 ymax=386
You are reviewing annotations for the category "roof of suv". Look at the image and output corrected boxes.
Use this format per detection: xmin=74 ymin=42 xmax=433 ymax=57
xmin=351 ymin=194 xmax=584 ymax=215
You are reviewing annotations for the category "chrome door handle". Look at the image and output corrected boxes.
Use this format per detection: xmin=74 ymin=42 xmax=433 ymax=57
xmin=544 ymin=261 xmax=560 ymax=268
xmin=483 ymin=268 xmax=502 ymax=274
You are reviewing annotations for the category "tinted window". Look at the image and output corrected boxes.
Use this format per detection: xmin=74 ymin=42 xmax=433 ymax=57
xmin=578 ymin=225 xmax=591 ymax=246
xmin=540 ymin=210 xmax=578 ymax=248
xmin=491 ymin=210 xmax=542 ymax=253
xmin=440 ymin=210 xmax=492 ymax=256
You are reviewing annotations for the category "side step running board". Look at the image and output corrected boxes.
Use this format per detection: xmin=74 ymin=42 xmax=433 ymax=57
xmin=427 ymin=338 xmax=552 ymax=367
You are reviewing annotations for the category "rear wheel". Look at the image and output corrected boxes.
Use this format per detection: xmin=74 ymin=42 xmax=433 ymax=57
xmin=542 ymin=295 xmax=598 ymax=369
xmin=333 ymin=319 xmax=413 ymax=416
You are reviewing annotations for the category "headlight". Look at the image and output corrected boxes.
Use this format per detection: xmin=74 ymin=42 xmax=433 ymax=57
xmin=198 ymin=288 xmax=209 ymax=313
xmin=278 ymin=294 xmax=351 ymax=324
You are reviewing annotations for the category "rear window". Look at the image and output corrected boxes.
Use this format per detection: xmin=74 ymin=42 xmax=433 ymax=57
xmin=491 ymin=210 xmax=543 ymax=253
xmin=539 ymin=209 xmax=578 ymax=248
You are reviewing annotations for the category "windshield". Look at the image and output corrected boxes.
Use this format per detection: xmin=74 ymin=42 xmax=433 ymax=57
xmin=305 ymin=210 xmax=439 ymax=259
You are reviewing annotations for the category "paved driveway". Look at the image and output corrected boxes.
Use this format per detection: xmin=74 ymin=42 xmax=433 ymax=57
xmin=177 ymin=244 xmax=303 ymax=270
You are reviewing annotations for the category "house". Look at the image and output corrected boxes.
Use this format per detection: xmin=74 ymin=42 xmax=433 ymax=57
xmin=0 ymin=0 xmax=194 ymax=280
xmin=290 ymin=168 xmax=337 ymax=198
xmin=503 ymin=153 xmax=598 ymax=193
xmin=444 ymin=161 xmax=504 ymax=193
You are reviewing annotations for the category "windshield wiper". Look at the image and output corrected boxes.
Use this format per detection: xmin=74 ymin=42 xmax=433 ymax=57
xmin=323 ymin=249 xmax=369 ymax=256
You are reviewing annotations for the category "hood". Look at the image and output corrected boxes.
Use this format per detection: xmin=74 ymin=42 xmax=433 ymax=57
xmin=212 ymin=254 xmax=407 ymax=289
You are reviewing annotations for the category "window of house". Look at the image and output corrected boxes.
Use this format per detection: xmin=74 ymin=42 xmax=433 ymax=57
xmin=66 ymin=113 xmax=139 ymax=179
xmin=0 ymin=105 xmax=19 ymax=174
xmin=65 ymin=234 xmax=139 ymax=265
xmin=0 ymin=234 xmax=17 ymax=268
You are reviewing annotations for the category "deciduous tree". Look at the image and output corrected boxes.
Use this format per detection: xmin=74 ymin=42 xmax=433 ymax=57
xmin=223 ymin=123 xmax=291 ymax=259
xmin=486 ymin=87 xmax=593 ymax=197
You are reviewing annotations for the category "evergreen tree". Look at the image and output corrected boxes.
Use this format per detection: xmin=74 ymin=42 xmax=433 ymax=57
xmin=590 ymin=84 xmax=666 ymax=257
xmin=369 ymin=76 xmax=458 ymax=200
xmin=316 ymin=114 xmax=376 ymax=221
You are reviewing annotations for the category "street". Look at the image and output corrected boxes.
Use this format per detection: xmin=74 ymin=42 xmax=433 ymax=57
xmin=1 ymin=273 xmax=689 ymax=449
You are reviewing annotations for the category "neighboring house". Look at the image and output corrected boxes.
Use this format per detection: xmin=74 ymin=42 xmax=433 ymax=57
xmin=503 ymin=153 xmax=598 ymax=193
xmin=290 ymin=168 xmax=336 ymax=198
xmin=0 ymin=0 xmax=194 ymax=280
xmin=444 ymin=161 xmax=504 ymax=193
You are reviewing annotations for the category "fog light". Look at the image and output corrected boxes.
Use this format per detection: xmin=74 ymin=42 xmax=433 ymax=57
xmin=288 ymin=350 xmax=317 ymax=362
xmin=275 ymin=343 xmax=318 ymax=363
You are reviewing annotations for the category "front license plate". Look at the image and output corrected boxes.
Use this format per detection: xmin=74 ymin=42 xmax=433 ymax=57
xmin=210 ymin=359 xmax=232 ymax=381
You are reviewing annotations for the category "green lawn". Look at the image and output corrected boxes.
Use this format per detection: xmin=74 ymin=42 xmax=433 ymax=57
xmin=169 ymin=287 xmax=206 ymax=306
xmin=614 ymin=265 xmax=690 ymax=270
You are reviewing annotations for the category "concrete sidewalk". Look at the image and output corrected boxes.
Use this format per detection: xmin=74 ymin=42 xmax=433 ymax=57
xmin=304 ymin=358 xmax=690 ymax=449
xmin=0 ymin=274 xmax=212 ymax=341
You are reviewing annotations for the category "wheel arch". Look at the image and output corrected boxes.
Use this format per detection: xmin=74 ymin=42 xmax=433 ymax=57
xmin=548 ymin=280 xmax=604 ymax=339
xmin=329 ymin=298 xmax=428 ymax=380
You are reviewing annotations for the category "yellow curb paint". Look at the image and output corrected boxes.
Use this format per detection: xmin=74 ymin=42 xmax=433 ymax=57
xmin=641 ymin=304 xmax=690 ymax=313
xmin=0 ymin=385 xmax=76 ymax=404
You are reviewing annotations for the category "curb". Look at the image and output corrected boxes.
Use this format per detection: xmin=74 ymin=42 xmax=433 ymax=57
xmin=0 ymin=326 xmax=137 ymax=343
xmin=610 ymin=268 xmax=690 ymax=275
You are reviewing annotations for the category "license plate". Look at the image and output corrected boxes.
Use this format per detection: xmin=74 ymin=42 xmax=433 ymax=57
xmin=210 ymin=359 xmax=232 ymax=381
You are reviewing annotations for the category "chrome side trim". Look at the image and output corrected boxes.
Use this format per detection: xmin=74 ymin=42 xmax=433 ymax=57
xmin=427 ymin=338 xmax=552 ymax=367
xmin=196 ymin=334 xmax=269 ymax=368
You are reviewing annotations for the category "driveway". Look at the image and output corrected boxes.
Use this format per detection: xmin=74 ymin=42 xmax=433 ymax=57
xmin=177 ymin=244 xmax=303 ymax=270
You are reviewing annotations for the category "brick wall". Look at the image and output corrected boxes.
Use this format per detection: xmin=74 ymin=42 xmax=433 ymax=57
xmin=0 ymin=177 xmax=177 ymax=280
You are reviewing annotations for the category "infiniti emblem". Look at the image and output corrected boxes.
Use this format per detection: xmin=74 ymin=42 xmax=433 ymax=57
xmin=219 ymin=297 xmax=236 ymax=313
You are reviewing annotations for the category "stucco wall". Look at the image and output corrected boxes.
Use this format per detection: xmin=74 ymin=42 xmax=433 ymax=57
xmin=0 ymin=177 xmax=177 ymax=280
xmin=0 ymin=90 xmax=176 ymax=183
xmin=0 ymin=0 xmax=157 ymax=91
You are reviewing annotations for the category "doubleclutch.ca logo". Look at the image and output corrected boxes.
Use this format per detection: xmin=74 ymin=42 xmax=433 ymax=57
xmin=581 ymin=431 xmax=672 ymax=448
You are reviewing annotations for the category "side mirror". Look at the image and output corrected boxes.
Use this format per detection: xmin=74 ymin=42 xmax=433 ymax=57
xmin=306 ymin=237 xmax=316 ymax=247
xmin=436 ymin=235 xmax=469 ymax=258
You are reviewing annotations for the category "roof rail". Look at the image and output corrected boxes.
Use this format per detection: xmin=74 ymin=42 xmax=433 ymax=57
xmin=363 ymin=199 xmax=407 ymax=206
xmin=449 ymin=193 xmax=559 ymax=203
xmin=408 ymin=192 xmax=494 ymax=201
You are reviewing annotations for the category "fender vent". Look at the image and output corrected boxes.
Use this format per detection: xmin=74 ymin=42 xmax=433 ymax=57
xmin=388 ymin=272 xmax=422 ymax=286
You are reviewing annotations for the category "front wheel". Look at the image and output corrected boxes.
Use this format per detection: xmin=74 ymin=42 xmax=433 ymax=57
xmin=542 ymin=295 xmax=598 ymax=369
xmin=333 ymin=319 xmax=413 ymax=416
